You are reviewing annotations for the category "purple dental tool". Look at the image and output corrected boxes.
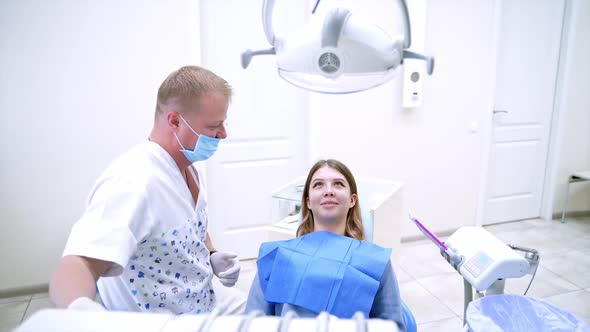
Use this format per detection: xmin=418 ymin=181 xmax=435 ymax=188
xmin=410 ymin=215 xmax=449 ymax=251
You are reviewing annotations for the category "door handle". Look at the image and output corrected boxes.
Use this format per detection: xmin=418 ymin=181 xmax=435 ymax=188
xmin=493 ymin=109 xmax=508 ymax=114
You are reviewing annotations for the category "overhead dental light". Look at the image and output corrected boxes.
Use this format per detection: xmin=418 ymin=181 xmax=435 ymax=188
xmin=241 ymin=0 xmax=434 ymax=94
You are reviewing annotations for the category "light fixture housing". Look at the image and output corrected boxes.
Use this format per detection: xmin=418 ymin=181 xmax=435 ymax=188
xmin=241 ymin=0 xmax=434 ymax=94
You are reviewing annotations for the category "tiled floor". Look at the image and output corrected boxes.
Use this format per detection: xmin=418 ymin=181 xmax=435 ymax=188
xmin=2 ymin=217 xmax=589 ymax=331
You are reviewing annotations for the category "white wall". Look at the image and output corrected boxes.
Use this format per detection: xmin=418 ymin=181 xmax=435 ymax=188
xmin=0 ymin=0 xmax=200 ymax=292
xmin=309 ymin=0 xmax=496 ymax=237
xmin=547 ymin=0 xmax=590 ymax=215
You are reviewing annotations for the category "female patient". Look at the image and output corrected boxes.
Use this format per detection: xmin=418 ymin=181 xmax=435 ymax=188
xmin=245 ymin=159 xmax=405 ymax=331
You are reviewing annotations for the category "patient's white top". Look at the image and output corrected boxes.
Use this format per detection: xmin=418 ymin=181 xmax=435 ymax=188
xmin=63 ymin=140 xmax=215 ymax=314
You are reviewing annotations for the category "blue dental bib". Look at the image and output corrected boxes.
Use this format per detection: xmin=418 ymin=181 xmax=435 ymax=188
xmin=256 ymin=231 xmax=391 ymax=318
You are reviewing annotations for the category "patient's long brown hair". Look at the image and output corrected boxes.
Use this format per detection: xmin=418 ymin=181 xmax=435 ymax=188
xmin=296 ymin=159 xmax=365 ymax=240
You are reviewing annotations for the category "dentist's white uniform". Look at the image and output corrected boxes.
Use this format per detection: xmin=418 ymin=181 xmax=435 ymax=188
xmin=64 ymin=140 xmax=244 ymax=314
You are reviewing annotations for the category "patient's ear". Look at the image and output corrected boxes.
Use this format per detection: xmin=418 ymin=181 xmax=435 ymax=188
xmin=349 ymin=193 xmax=357 ymax=207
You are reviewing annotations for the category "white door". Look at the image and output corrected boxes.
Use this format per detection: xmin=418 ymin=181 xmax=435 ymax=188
xmin=199 ymin=0 xmax=310 ymax=258
xmin=484 ymin=0 xmax=565 ymax=224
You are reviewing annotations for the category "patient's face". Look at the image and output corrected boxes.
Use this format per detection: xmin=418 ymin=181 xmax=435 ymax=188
xmin=307 ymin=166 xmax=356 ymax=225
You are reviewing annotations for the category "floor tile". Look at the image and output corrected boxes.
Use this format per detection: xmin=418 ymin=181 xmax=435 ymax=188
xmin=416 ymin=272 xmax=468 ymax=317
xmin=400 ymin=257 xmax=455 ymax=280
xmin=493 ymin=224 xmax=585 ymax=257
xmin=0 ymin=320 xmax=23 ymax=332
xmin=504 ymin=265 xmax=579 ymax=298
xmin=565 ymin=234 xmax=590 ymax=251
xmin=398 ymin=242 xmax=455 ymax=279
xmin=0 ymin=301 xmax=28 ymax=332
xmin=234 ymin=268 xmax=256 ymax=295
xmin=542 ymin=290 xmax=590 ymax=323
xmin=0 ymin=295 xmax=31 ymax=305
xmin=399 ymin=280 xmax=455 ymax=324
xmin=542 ymin=250 xmax=590 ymax=288
xmin=398 ymin=240 xmax=447 ymax=261
xmin=394 ymin=266 xmax=413 ymax=283
xmin=417 ymin=316 xmax=464 ymax=332
xmin=233 ymin=258 xmax=258 ymax=294
xmin=22 ymin=297 xmax=53 ymax=322
xmin=558 ymin=216 xmax=590 ymax=233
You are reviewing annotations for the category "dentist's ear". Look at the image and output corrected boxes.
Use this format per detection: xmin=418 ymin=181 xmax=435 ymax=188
xmin=167 ymin=112 xmax=181 ymax=128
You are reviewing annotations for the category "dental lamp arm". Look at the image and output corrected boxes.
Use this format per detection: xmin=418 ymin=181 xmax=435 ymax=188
xmin=241 ymin=48 xmax=276 ymax=69
xmin=262 ymin=0 xmax=276 ymax=45
xmin=399 ymin=0 xmax=434 ymax=76
xmin=403 ymin=50 xmax=435 ymax=75
xmin=399 ymin=0 xmax=412 ymax=49
xmin=241 ymin=0 xmax=278 ymax=69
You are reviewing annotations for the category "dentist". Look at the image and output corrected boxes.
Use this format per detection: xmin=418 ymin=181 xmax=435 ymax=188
xmin=50 ymin=65 xmax=244 ymax=314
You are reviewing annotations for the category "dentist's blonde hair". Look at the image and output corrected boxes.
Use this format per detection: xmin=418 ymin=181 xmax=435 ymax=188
xmin=155 ymin=65 xmax=232 ymax=115
xmin=297 ymin=159 xmax=365 ymax=240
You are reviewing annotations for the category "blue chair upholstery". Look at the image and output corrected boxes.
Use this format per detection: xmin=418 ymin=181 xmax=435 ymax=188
xmin=401 ymin=299 xmax=417 ymax=332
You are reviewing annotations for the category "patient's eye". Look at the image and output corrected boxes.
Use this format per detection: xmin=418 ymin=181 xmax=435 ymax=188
xmin=312 ymin=181 xmax=323 ymax=188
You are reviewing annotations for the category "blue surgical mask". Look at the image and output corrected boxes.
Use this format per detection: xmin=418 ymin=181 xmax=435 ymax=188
xmin=174 ymin=115 xmax=221 ymax=162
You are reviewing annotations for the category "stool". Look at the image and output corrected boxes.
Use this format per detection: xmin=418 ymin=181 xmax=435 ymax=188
xmin=561 ymin=171 xmax=590 ymax=223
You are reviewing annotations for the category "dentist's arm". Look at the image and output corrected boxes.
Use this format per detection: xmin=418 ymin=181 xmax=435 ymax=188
xmin=205 ymin=232 xmax=217 ymax=253
xmin=49 ymin=255 xmax=113 ymax=309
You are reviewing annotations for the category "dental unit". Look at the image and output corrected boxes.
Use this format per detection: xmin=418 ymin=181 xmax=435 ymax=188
xmin=411 ymin=216 xmax=540 ymax=324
